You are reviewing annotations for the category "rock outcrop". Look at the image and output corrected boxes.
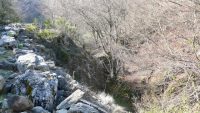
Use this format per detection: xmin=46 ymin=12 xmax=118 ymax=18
xmin=0 ymin=35 xmax=16 ymax=48
xmin=16 ymin=53 xmax=49 ymax=72
xmin=0 ymin=23 xmax=127 ymax=113
xmin=10 ymin=70 xmax=58 ymax=111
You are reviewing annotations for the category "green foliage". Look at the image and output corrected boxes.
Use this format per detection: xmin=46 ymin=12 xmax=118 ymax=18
xmin=25 ymin=80 xmax=32 ymax=96
xmin=44 ymin=19 xmax=52 ymax=29
xmin=37 ymin=29 xmax=56 ymax=39
xmin=54 ymin=17 xmax=77 ymax=35
xmin=26 ymin=24 xmax=38 ymax=32
xmin=27 ymin=18 xmax=77 ymax=40
xmin=54 ymin=17 xmax=66 ymax=26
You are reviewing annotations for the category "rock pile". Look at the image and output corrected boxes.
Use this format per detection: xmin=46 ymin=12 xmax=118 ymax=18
xmin=0 ymin=23 xmax=126 ymax=113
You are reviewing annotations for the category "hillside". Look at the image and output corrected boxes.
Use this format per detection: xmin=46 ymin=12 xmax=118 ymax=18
xmin=1 ymin=0 xmax=200 ymax=113
xmin=0 ymin=23 xmax=127 ymax=113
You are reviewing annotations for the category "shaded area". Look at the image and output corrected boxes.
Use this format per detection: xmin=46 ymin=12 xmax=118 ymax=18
xmin=35 ymin=34 xmax=136 ymax=112
xmin=0 ymin=50 xmax=13 ymax=62
xmin=0 ymin=69 xmax=14 ymax=78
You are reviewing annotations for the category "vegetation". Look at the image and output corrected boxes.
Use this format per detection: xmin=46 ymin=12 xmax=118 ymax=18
xmin=26 ymin=18 xmax=77 ymax=40
xmin=26 ymin=24 xmax=38 ymax=32
xmin=11 ymin=0 xmax=200 ymax=112
xmin=37 ymin=29 xmax=56 ymax=39
xmin=0 ymin=0 xmax=20 ymax=25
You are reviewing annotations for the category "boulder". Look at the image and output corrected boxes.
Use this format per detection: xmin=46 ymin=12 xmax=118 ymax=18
xmin=68 ymin=102 xmax=99 ymax=113
xmin=0 ymin=35 xmax=17 ymax=47
xmin=16 ymin=53 xmax=49 ymax=72
xmin=10 ymin=70 xmax=58 ymax=112
xmin=46 ymin=60 xmax=56 ymax=69
xmin=57 ymin=89 xmax=85 ymax=110
xmin=5 ymin=23 xmax=23 ymax=31
xmin=5 ymin=26 xmax=11 ymax=31
xmin=7 ymin=95 xmax=34 ymax=112
xmin=7 ymin=30 xmax=17 ymax=37
xmin=0 ymin=75 xmax=5 ymax=91
xmin=57 ymin=73 xmax=81 ymax=91
xmin=57 ymin=75 xmax=69 ymax=91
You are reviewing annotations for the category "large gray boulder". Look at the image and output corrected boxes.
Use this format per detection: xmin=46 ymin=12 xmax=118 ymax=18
xmin=0 ymin=35 xmax=17 ymax=47
xmin=7 ymin=95 xmax=34 ymax=112
xmin=16 ymin=53 xmax=49 ymax=72
xmin=10 ymin=70 xmax=58 ymax=112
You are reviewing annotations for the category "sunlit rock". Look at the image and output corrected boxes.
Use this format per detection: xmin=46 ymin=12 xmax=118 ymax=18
xmin=0 ymin=35 xmax=17 ymax=47
xmin=10 ymin=70 xmax=58 ymax=112
xmin=16 ymin=53 xmax=49 ymax=72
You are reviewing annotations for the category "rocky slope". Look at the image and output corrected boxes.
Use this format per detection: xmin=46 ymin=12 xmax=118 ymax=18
xmin=0 ymin=23 xmax=127 ymax=113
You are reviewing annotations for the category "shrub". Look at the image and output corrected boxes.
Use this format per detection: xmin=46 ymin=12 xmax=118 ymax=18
xmin=26 ymin=24 xmax=38 ymax=32
xmin=54 ymin=18 xmax=77 ymax=36
xmin=37 ymin=29 xmax=56 ymax=39
xmin=44 ymin=19 xmax=52 ymax=29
